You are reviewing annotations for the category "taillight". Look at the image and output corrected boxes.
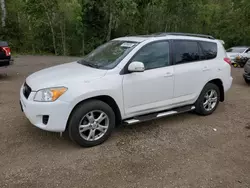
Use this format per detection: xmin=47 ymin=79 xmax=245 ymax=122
xmin=224 ymin=57 xmax=231 ymax=65
xmin=1 ymin=47 xmax=11 ymax=56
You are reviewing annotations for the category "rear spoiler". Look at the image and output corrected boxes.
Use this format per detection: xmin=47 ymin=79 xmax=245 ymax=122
xmin=217 ymin=39 xmax=225 ymax=45
xmin=0 ymin=41 xmax=8 ymax=47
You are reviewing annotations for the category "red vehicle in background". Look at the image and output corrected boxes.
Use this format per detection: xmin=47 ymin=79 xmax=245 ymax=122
xmin=0 ymin=41 xmax=13 ymax=69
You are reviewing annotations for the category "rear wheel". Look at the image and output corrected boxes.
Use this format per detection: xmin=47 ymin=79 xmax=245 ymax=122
xmin=68 ymin=100 xmax=115 ymax=147
xmin=195 ymin=83 xmax=220 ymax=116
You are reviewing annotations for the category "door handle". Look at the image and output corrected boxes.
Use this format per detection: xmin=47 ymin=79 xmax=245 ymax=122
xmin=164 ymin=72 xmax=173 ymax=77
xmin=202 ymin=66 xmax=210 ymax=71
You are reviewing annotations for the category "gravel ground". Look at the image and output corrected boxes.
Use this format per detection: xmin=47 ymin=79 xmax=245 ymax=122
xmin=0 ymin=55 xmax=250 ymax=188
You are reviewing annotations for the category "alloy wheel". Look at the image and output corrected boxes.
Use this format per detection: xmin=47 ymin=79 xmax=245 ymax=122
xmin=79 ymin=110 xmax=109 ymax=141
xmin=203 ymin=89 xmax=218 ymax=111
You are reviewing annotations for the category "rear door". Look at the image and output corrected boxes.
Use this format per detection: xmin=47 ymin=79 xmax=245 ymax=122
xmin=172 ymin=40 xmax=209 ymax=103
xmin=198 ymin=41 xmax=219 ymax=81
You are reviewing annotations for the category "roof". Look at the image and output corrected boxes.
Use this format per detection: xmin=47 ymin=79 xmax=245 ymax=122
xmin=113 ymin=36 xmax=149 ymax=43
xmin=113 ymin=32 xmax=216 ymax=43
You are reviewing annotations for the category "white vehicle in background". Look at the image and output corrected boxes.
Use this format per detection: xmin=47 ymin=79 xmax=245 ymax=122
xmin=226 ymin=46 xmax=250 ymax=62
xmin=20 ymin=32 xmax=233 ymax=147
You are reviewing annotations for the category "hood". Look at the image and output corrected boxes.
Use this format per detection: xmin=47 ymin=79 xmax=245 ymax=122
xmin=26 ymin=62 xmax=107 ymax=91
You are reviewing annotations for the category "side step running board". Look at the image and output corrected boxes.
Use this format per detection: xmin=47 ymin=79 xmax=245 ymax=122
xmin=123 ymin=105 xmax=195 ymax=125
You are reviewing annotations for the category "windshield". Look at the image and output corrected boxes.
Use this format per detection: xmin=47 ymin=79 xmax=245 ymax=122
xmin=78 ymin=40 xmax=139 ymax=69
xmin=226 ymin=47 xmax=246 ymax=53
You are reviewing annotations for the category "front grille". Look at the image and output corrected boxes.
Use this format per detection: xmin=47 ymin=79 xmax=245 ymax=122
xmin=23 ymin=82 xmax=32 ymax=99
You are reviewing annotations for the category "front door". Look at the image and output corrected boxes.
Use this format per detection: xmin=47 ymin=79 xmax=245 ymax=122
xmin=122 ymin=41 xmax=174 ymax=117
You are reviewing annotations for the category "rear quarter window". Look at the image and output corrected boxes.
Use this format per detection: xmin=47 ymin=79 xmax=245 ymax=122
xmin=199 ymin=41 xmax=217 ymax=60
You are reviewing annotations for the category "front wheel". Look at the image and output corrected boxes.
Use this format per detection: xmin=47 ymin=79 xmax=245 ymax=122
xmin=195 ymin=83 xmax=220 ymax=116
xmin=68 ymin=100 xmax=115 ymax=147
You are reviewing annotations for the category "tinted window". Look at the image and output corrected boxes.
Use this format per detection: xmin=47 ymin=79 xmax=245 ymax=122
xmin=174 ymin=40 xmax=199 ymax=64
xmin=199 ymin=41 xmax=217 ymax=60
xmin=131 ymin=41 xmax=170 ymax=70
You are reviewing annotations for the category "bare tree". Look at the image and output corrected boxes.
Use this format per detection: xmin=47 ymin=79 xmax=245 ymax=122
xmin=1 ymin=0 xmax=7 ymax=27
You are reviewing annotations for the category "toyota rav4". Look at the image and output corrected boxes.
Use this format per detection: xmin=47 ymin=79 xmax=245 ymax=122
xmin=20 ymin=33 xmax=233 ymax=147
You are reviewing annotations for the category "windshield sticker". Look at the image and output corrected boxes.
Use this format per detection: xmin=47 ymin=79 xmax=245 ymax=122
xmin=121 ymin=42 xmax=135 ymax=48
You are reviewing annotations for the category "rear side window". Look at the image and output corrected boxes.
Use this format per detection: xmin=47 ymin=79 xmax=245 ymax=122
xmin=174 ymin=40 xmax=199 ymax=64
xmin=199 ymin=41 xmax=217 ymax=60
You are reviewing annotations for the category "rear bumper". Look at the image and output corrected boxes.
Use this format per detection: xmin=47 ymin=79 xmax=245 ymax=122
xmin=224 ymin=76 xmax=233 ymax=93
xmin=0 ymin=58 xmax=13 ymax=67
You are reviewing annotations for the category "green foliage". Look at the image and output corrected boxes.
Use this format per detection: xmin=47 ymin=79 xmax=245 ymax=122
xmin=0 ymin=0 xmax=250 ymax=55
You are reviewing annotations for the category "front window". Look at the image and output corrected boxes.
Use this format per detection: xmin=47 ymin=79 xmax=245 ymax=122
xmin=78 ymin=40 xmax=139 ymax=69
xmin=226 ymin=47 xmax=247 ymax=53
xmin=130 ymin=41 xmax=170 ymax=70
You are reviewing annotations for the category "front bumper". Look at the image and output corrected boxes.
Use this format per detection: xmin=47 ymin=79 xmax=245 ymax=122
xmin=20 ymin=85 xmax=71 ymax=132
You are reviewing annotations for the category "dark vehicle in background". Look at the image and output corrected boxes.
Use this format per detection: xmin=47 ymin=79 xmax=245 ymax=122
xmin=233 ymin=56 xmax=249 ymax=68
xmin=243 ymin=59 xmax=250 ymax=84
xmin=0 ymin=41 xmax=13 ymax=68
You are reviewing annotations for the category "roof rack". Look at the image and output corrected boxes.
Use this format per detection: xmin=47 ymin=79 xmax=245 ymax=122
xmin=153 ymin=32 xmax=215 ymax=39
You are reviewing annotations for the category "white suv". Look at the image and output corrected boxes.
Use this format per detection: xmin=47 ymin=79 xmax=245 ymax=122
xmin=20 ymin=33 xmax=233 ymax=147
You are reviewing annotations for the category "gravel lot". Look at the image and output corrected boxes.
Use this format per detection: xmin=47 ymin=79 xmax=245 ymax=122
xmin=0 ymin=55 xmax=250 ymax=188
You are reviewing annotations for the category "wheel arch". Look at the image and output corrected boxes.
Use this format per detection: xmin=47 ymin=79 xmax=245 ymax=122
xmin=207 ymin=78 xmax=224 ymax=102
xmin=66 ymin=95 xmax=122 ymax=131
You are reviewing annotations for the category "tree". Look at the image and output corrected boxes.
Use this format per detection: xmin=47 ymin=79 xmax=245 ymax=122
xmin=1 ymin=0 xmax=6 ymax=27
xmin=1 ymin=0 xmax=250 ymax=55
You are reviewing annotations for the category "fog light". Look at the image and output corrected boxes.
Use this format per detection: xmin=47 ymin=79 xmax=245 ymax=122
xmin=42 ymin=115 xmax=49 ymax=125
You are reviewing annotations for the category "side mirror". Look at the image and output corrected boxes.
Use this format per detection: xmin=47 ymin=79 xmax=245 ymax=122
xmin=128 ymin=61 xmax=145 ymax=72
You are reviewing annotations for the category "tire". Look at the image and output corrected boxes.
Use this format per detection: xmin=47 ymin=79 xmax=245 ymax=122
xmin=68 ymin=100 xmax=115 ymax=147
xmin=245 ymin=78 xmax=250 ymax=85
xmin=194 ymin=83 xmax=220 ymax=116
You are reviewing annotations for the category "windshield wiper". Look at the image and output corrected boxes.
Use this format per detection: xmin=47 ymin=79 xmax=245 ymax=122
xmin=78 ymin=60 xmax=100 ymax=68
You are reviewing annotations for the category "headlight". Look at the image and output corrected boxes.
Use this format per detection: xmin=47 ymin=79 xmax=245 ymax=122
xmin=34 ymin=87 xmax=67 ymax=102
